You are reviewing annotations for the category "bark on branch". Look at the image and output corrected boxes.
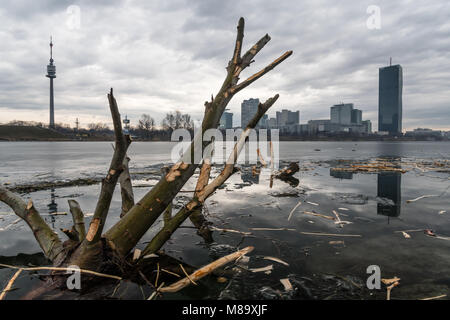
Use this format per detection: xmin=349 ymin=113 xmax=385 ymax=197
xmin=0 ymin=188 xmax=65 ymax=265
xmin=68 ymin=199 xmax=86 ymax=241
xmin=119 ymin=156 xmax=135 ymax=218
xmin=83 ymin=89 xmax=131 ymax=245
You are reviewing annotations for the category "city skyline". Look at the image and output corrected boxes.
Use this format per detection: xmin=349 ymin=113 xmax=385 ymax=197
xmin=0 ymin=1 xmax=449 ymax=131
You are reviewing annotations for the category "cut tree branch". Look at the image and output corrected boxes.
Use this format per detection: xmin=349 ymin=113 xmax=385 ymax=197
xmin=83 ymin=88 xmax=130 ymax=245
xmin=0 ymin=187 xmax=65 ymax=265
xmin=68 ymin=199 xmax=86 ymax=241
xmin=119 ymin=156 xmax=135 ymax=218
xmin=104 ymin=17 xmax=292 ymax=257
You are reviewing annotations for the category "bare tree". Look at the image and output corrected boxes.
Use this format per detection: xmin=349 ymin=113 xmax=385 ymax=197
xmin=0 ymin=17 xmax=291 ymax=298
xmin=138 ymin=114 xmax=155 ymax=138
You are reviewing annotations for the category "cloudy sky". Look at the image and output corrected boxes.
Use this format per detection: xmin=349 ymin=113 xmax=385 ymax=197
xmin=0 ymin=0 xmax=449 ymax=131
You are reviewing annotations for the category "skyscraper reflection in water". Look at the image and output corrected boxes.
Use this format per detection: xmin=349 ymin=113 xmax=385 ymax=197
xmin=46 ymin=188 xmax=58 ymax=228
xmin=377 ymin=172 xmax=402 ymax=217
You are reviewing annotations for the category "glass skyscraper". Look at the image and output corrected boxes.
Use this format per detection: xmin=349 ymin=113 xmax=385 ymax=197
xmin=378 ymin=64 xmax=403 ymax=134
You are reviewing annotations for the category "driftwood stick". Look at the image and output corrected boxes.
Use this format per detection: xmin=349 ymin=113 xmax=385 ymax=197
xmin=0 ymin=268 xmax=23 ymax=300
xmin=0 ymin=263 xmax=122 ymax=281
xmin=159 ymin=246 xmax=254 ymax=293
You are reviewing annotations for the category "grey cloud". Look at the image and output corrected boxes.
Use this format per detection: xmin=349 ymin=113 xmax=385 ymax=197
xmin=0 ymin=0 xmax=449 ymax=130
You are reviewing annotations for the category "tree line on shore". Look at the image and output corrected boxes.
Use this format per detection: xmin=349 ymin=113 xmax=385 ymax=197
xmin=3 ymin=111 xmax=195 ymax=140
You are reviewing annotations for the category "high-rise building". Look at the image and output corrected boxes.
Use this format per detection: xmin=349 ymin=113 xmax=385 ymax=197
xmin=330 ymin=103 xmax=353 ymax=125
xmin=276 ymin=109 xmax=299 ymax=126
xmin=241 ymin=98 xmax=259 ymax=128
xmin=362 ymin=120 xmax=372 ymax=134
xmin=46 ymin=37 xmax=56 ymax=128
xmin=219 ymin=110 xmax=233 ymax=129
xmin=351 ymin=109 xmax=362 ymax=125
xmin=378 ymin=63 xmax=403 ymax=134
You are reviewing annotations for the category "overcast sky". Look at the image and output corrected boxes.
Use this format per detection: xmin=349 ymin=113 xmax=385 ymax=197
xmin=0 ymin=0 xmax=449 ymax=131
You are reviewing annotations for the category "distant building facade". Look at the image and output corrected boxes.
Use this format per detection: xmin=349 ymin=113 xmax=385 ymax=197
xmin=219 ymin=111 xmax=233 ymax=129
xmin=378 ymin=64 xmax=403 ymax=134
xmin=362 ymin=120 xmax=372 ymax=134
xmin=241 ymin=98 xmax=259 ymax=128
xmin=331 ymin=103 xmax=353 ymax=125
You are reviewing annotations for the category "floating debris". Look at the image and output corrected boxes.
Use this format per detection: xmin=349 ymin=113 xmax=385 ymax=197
xmin=402 ymin=231 xmax=411 ymax=239
xmin=333 ymin=193 xmax=368 ymax=205
xmin=306 ymin=201 xmax=319 ymax=206
xmin=250 ymin=265 xmax=273 ymax=274
xmin=263 ymin=256 xmax=289 ymax=266
xmin=211 ymin=226 xmax=252 ymax=236
xmin=300 ymin=232 xmax=362 ymax=237
xmin=160 ymin=246 xmax=254 ymax=293
xmin=329 ymin=240 xmax=345 ymax=246
xmin=406 ymin=194 xmax=438 ymax=203
xmin=287 ymin=200 xmax=302 ymax=221
xmin=302 ymin=211 xmax=334 ymax=221
xmin=438 ymin=210 xmax=446 ymax=215
xmin=420 ymin=294 xmax=447 ymax=300
xmin=250 ymin=227 xmax=296 ymax=232
xmin=0 ymin=218 xmax=21 ymax=232
xmin=382 ymin=277 xmax=400 ymax=300
xmin=280 ymin=278 xmax=293 ymax=291
xmin=338 ymin=207 xmax=349 ymax=211
xmin=424 ymin=229 xmax=437 ymax=237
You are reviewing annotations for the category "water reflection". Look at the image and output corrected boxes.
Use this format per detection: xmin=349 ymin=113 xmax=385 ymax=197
xmin=329 ymin=169 xmax=353 ymax=180
xmin=241 ymin=169 xmax=260 ymax=184
xmin=329 ymin=165 xmax=402 ymax=218
xmin=46 ymin=188 xmax=58 ymax=228
xmin=377 ymin=173 xmax=401 ymax=217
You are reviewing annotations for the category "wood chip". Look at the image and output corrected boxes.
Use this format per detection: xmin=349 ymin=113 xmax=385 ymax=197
xmin=280 ymin=278 xmax=293 ymax=291
xmin=133 ymin=248 xmax=141 ymax=261
xmin=288 ymin=200 xmax=302 ymax=221
xmin=382 ymin=277 xmax=401 ymax=285
xmin=250 ymin=265 xmax=273 ymax=274
xmin=263 ymin=256 xmax=289 ymax=266
xmin=401 ymin=231 xmax=411 ymax=239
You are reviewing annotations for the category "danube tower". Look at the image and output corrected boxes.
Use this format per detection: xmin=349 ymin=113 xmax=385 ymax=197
xmin=46 ymin=37 xmax=56 ymax=128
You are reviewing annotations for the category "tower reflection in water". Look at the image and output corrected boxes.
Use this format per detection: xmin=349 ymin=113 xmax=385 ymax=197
xmin=377 ymin=172 xmax=401 ymax=217
xmin=46 ymin=188 xmax=58 ymax=228
xmin=329 ymin=167 xmax=402 ymax=218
